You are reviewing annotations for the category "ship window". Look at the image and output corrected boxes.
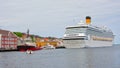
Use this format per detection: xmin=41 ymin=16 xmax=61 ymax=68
xmin=63 ymin=38 xmax=85 ymax=40
xmin=65 ymin=28 xmax=86 ymax=34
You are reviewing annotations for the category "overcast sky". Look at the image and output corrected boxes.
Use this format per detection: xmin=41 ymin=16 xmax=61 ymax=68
xmin=0 ymin=0 xmax=120 ymax=44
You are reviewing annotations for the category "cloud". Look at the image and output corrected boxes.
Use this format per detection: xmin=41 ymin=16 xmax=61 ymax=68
xmin=0 ymin=0 xmax=120 ymax=43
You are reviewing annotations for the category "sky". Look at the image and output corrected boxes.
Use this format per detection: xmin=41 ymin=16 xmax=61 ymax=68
xmin=0 ymin=0 xmax=120 ymax=44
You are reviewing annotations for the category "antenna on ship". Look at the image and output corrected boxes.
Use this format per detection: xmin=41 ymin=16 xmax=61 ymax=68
xmin=27 ymin=29 xmax=29 ymax=38
xmin=78 ymin=20 xmax=84 ymax=25
xmin=86 ymin=16 xmax=91 ymax=25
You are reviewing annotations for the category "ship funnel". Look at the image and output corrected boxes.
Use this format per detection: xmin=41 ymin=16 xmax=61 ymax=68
xmin=86 ymin=16 xmax=91 ymax=25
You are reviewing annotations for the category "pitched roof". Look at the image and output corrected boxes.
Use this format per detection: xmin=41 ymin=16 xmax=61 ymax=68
xmin=0 ymin=29 xmax=17 ymax=37
xmin=0 ymin=29 xmax=10 ymax=35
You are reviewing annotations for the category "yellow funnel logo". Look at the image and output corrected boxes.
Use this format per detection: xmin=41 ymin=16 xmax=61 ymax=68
xmin=86 ymin=16 xmax=91 ymax=25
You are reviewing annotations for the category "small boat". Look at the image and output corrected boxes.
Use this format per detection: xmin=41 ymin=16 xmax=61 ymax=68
xmin=17 ymin=38 xmax=42 ymax=51
xmin=55 ymin=46 xmax=66 ymax=49
xmin=26 ymin=50 xmax=33 ymax=54
xmin=42 ymin=43 xmax=55 ymax=49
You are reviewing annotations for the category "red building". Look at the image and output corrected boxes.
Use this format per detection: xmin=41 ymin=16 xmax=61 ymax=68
xmin=0 ymin=29 xmax=18 ymax=50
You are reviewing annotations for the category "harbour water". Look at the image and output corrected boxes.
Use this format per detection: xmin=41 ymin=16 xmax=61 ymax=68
xmin=0 ymin=45 xmax=120 ymax=68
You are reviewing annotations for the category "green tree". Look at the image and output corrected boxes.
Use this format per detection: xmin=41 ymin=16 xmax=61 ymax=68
xmin=13 ymin=32 xmax=23 ymax=37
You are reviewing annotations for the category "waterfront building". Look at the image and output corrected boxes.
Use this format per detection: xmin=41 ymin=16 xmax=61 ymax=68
xmin=0 ymin=29 xmax=18 ymax=50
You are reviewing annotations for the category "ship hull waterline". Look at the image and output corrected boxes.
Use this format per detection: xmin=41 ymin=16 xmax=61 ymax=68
xmin=17 ymin=45 xmax=42 ymax=51
xmin=63 ymin=40 xmax=113 ymax=48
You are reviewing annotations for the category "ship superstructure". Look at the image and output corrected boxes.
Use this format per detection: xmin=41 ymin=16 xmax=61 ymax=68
xmin=63 ymin=16 xmax=114 ymax=48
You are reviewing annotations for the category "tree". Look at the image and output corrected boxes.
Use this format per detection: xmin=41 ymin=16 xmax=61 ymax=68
xmin=13 ymin=32 xmax=23 ymax=37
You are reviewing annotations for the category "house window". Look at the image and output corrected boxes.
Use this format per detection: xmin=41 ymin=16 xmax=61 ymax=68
xmin=2 ymin=38 xmax=4 ymax=40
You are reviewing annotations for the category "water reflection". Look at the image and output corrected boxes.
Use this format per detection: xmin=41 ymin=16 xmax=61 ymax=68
xmin=0 ymin=46 xmax=120 ymax=68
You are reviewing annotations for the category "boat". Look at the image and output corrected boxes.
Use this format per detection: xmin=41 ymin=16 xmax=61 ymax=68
xmin=17 ymin=37 xmax=42 ymax=51
xmin=26 ymin=50 xmax=33 ymax=54
xmin=63 ymin=16 xmax=114 ymax=48
xmin=55 ymin=46 xmax=66 ymax=49
xmin=42 ymin=43 xmax=55 ymax=49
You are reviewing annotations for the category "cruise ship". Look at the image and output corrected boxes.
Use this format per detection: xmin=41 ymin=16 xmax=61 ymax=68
xmin=63 ymin=16 xmax=114 ymax=48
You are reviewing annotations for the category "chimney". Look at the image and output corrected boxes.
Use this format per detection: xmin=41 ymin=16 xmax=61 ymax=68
xmin=86 ymin=16 xmax=91 ymax=25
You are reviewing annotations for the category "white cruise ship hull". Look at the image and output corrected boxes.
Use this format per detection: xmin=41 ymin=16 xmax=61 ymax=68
xmin=63 ymin=40 xmax=113 ymax=48
xmin=85 ymin=40 xmax=113 ymax=47
xmin=63 ymin=40 xmax=86 ymax=48
xmin=63 ymin=16 xmax=114 ymax=48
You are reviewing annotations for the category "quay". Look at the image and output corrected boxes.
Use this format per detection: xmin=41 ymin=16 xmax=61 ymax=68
xmin=0 ymin=29 xmax=62 ymax=51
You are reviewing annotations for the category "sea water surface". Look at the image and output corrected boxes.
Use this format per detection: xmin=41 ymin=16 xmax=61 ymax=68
xmin=0 ymin=45 xmax=120 ymax=68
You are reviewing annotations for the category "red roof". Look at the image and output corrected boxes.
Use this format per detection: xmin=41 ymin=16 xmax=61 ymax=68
xmin=0 ymin=29 xmax=10 ymax=35
xmin=0 ymin=29 xmax=16 ymax=37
